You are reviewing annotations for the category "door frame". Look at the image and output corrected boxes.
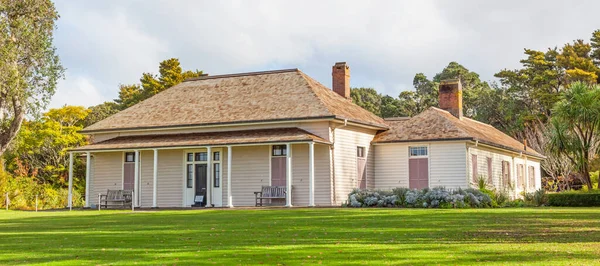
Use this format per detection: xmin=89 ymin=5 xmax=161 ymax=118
xmin=408 ymin=144 xmax=431 ymax=189
xmin=122 ymin=151 xmax=136 ymax=190
xmin=181 ymin=148 xmax=223 ymax=207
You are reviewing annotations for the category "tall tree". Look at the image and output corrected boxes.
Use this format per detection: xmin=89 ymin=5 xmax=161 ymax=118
xmin=0 ymin=0 xmax=64 ymax=156
xmin=350 ymin=87 xmax=381 ymax=116
xmin=5 ymin=106 xmax=89 ymax=186
xmin=115 ymin=58 xmax=203 ymax=110
xmin=549 ymin=82 xmax=600 ymax=189
xmin=84 ymin=101 xmax=119 ymax=127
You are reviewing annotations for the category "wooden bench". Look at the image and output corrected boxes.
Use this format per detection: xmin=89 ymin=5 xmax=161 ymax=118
xmin=98 ymin=189 xmax=133 ymax=210
xmin=254 ymin=186 xmax=286 ymax=206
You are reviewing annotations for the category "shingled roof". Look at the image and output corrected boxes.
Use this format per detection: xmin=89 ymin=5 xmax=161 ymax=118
xmin=372 ymin=107 xmax=544 ymax=158
xmin=72 ymin=128 xmax=330 ymax=151
xmin=82 ymin=69 xmax=387 ymax=133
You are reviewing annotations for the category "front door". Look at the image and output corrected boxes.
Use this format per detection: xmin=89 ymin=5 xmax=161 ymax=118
xmin=195 ymin=164 xmax=208 ymax=206
xmin=271 ymin=157 xmax=286 ymax=186
xmin=123 ymin=152 xmax=135 ymax=190
xmin=409 ymin=158 xmax=429 ymax=189
xmin=357 ymin=147 xmax=366 ymax=189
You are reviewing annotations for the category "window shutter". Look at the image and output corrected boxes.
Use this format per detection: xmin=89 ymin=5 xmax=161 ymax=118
xmin=487 ymin=157 xmax=493 ymax=185
xmin=472 ymin=155 xmax=478 ymax=183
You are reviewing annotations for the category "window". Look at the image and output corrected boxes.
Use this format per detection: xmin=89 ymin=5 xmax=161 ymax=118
xmin=125 ymin=152 xmax=135 ymax=162
xmin=409 ymin=146 xmax=428 ymax=157
xmin=529 ymin=166 xmax=535 ymax=189
xmin=213 ymin=152 xmax=220 ymax=161
xmin=502 ymin=161 xmax=511 ymax=188
xmin=187 ymin=153 xmax=194 ymax=162
xmin=357 ymin=147 xmax=365 ymax=158
xmin=517 ymin=164 xmax=525 ymax=189
xmin=195 ymin=152 xmax=207 ymax=161
xmin=186 ymin=164 xmax=193 ymax=188
xmin=214 ymin=163 xmax=220 ymax=187
xmin=272 ymin=145 xmax=287 ymax=156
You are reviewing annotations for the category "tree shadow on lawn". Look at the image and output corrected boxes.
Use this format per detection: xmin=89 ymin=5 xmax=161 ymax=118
xmin=1 ymin=209 xmax=600 ymax=265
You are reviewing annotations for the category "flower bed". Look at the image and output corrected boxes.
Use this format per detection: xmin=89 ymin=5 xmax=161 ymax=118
xmin=346 ymin=187 xmax=493 ymax=208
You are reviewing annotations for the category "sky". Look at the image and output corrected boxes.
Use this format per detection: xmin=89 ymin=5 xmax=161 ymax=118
xmin=49 ymin=0 xmax=600 ymax=109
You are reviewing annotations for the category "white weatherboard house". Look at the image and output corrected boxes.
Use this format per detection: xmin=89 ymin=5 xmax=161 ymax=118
xmin=68 ymin=62 xmax=544 ymax=208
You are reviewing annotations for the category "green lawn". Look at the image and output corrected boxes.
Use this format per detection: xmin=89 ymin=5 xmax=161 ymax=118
xmin=1 ymin=208 xmax=600 ymax=265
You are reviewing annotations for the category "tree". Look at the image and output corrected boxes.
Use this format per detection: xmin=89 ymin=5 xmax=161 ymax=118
xmin=549 ymin=82 xmax=600 ymax=189
xmin=115 ymin=58 xmax=204 ymax=109
xmin=5 ymin=106 xmax=89 ymax=188
xmin=350 ymin=88 xmax=381 ymax=116
xmin=380 ymin=95 xmax=402 ymax=118
xmin=0 ymin=0 xmax=64 ymax=156
xmin=84 ymin=101 xmax=119 ymax=127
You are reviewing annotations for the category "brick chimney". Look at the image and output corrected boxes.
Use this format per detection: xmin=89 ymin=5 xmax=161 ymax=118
xmin=438 ymin=79 xmax=463 ymax=118
xmin=332 ymin=62 xmax=350 ymax=99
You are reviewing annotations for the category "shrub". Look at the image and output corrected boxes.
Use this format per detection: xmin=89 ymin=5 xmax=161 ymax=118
xmin=0 ymin=169 xmax=83 ymax=210
xmin=547 ymin=191 xmax=600 ymax=207
xmin=346 ymin=187 xmax=492 ymax=208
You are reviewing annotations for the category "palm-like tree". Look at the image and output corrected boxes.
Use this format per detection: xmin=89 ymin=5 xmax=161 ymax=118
xmin=549 ymin=82 xmax=600 ymax=189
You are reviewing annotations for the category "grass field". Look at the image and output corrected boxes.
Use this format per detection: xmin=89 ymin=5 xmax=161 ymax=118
xmin=1 ymin=208 xmax=600 ymax=265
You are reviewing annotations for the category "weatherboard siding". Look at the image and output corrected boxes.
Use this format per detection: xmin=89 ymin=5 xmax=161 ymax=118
xmin=333 ymin=125 xmax=377 ymax=204
xmin=156 ymin=149 xmax=184 ymax=207
xmin=229 ymin=146 xmax=270 ymax=206
xmin=374 ymin=141 xmax=467 ymax=190
xmin=373 ymin=144 xmax=409 ymax=189
xmin=429 ymin=142 xmax=467 ymax=189
xmin=140 ymin=150 xmax=154 ymax=207
xmin=290 ymin=143 xmax=332 ymax=206
xmin=90 ymin=152 xmax=122 ymax=206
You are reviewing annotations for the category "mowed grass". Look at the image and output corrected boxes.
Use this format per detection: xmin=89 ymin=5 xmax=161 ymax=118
xmin=1 ymin=208 xmax=600 ymax=265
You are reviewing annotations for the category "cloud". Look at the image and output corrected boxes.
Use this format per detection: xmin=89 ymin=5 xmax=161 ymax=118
xmin=49 ymin=72 xmax=108 ymax=109
xmin=51 ymin=0 xmax=600 ymax=106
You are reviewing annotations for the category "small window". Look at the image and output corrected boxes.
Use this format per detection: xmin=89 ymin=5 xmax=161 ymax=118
xmin=195 ymin=152 xmax=207 ymax=161
xmin=125 ymin=152 xmax=135 ymax=162
xmin=409 ymin=146 xmax=428 ymax=157
xmin=186 ymin=164 xmax=193 ymax=188
xmin=357 ymin=147 xmax=365 ymax=158
xmin=272 ymin=145 xmax=287 ymax=156
xmin=187 ymin=153 xmax=194 ymax=162
xmin=214 ymin=163 xmax=220 ymax=187
xmin=213 ymin=152 xmax=220 ymax=161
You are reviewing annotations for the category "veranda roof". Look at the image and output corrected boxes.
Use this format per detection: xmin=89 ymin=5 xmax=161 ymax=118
xmin=71 ymin=128 xmax=330 ymax=152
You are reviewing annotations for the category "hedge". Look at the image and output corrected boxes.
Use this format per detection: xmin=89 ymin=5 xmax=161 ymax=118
xmin=547 ymin=191 xmax=600 ymax=207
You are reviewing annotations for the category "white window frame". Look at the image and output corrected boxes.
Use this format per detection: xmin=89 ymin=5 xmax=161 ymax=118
xmin=408 ymin=146 xmax=429 ymax=158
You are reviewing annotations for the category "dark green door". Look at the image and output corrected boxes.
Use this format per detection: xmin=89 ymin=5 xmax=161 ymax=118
xmin=195 ymin=164 xmax=207 ymax=206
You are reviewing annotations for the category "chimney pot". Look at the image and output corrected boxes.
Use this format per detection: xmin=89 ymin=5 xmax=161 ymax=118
xmin=438 ymin=79 xmax=463 ymax=118
xmin=332 ymin=62 xmax=350 ymax=99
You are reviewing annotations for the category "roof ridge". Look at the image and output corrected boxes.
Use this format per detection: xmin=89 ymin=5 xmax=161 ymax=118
xmin=297 ymin=71 xmax=341 ymax=117
xmin=184 ymin=68 xmax=299 ymax=82
xmin=426 ymin=107 xmax=473 ymax=138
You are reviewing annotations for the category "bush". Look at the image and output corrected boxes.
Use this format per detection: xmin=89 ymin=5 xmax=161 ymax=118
xmin=346 ymin=187 xmax=492 ymax=208
xmin=0 ymin=169 xmax=83 ymax=210
xmin=547 ymin=191 xmax=600 ymax=207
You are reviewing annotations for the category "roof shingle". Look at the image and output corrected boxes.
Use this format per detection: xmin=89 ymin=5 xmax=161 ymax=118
xmin=82 ymin=69 xmax=387 ymax=133
xmin=373 ymin=107 xmax=544 ymax=158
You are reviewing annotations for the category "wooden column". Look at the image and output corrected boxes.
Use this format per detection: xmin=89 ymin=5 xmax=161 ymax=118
xmin=68 ymin=152 xmax=74 ymax=210
xmin=285 ymin=143 xmax=292 ymax=207
xmin=206 ymin=146 xmax=212 ymax=207
xmin=85 ymin=152 xmax=91 ymax=208
xmin=152 ymin=149 xmax=158 ymax=208
xmin=227 ymin=145 xmax=233 ymax=208
xmin=308 ymin=142 xmax=315 ymax=207
xmin=134 ymin=150 xmax=140 ymax=207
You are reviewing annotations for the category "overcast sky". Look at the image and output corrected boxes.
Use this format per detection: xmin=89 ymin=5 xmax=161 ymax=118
xmin=49 ymin=0 xmax=600 ymax=108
